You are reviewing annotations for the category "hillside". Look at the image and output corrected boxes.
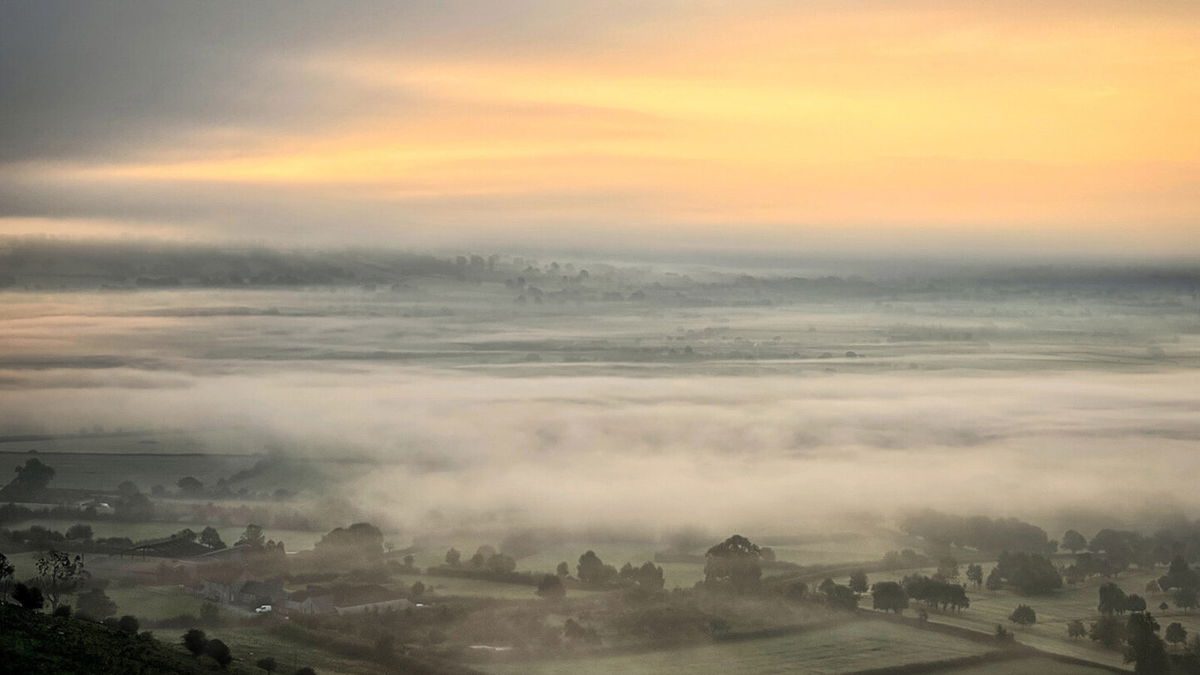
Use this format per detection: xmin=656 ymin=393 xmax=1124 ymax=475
xmin=0 ymin=604 xmax=254 ymax=675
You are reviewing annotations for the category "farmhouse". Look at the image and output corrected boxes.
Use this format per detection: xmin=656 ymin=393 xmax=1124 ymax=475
xmin=285 ymin=584 xmax=412 ymax=616
xmin=197 ymin=568 xmax=285 ymax=607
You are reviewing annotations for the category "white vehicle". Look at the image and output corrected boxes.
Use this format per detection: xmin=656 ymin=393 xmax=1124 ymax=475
xmin=254 ymin=605 xmax=273 ymax=614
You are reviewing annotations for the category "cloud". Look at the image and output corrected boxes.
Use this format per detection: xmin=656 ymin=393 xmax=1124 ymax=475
xmin=2 ymin=0 xmax=1197 ymax=254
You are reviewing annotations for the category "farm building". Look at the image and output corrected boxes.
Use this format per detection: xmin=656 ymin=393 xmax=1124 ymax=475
xmin=285 ymin=584 xmax=412 ymax=616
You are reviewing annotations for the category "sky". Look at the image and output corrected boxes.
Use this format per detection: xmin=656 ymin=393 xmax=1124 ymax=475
xmin=2 ymin=0 xmax=1198 ymax=258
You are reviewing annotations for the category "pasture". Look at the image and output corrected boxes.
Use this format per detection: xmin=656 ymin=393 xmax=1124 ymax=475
xmin=485 ymin=619 xmax=999 ymax=675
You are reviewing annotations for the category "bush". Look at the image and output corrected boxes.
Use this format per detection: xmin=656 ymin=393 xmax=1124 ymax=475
xmin=117 ymin=615 xmax=140 ymax=635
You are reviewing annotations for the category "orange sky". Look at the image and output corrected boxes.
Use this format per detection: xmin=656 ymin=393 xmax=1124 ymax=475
xmin=3 ymin=1 xmax=1198 ymax=255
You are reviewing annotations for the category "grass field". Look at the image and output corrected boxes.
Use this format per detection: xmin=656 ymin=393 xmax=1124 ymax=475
xmin=189 ymin=625 xmax=385 ymax=675
xmin=485 ymin=619 xmax=998 ymax=675
xmin=105 ymin=585 xmax=211 ymax=621
xmin=10 ymin=518 xmax=326 ymax=552
xmin=942 ymin=655 xmax=1117 ymax=674
xmin=849 ymin=563 xmax=1187 ymax=671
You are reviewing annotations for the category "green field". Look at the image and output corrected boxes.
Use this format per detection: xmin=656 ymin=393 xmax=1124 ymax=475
xmin=205 ymin=625 xmax=384 ymax=675
xmin=10 ymin=518 xmax=325 ymax=553
xmin=105 ymin=585 xmax=212 ymax=621
xmin=942 ymin=655 xmax=1117 ymax=674
xmin=485 ymin=619 xmax=998 ymax=675
xmin=848 ymin=563 xmax=1179 ymax=671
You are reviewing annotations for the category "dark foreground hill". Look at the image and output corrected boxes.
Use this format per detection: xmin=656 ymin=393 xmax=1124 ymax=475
xmin=0 ymin=604 xmax=253 ymax=675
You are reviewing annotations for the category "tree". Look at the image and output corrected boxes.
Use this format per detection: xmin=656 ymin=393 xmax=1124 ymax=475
xmin=117 ymin=614 xmax=139 ymax=635
xmin=1 ymin=458 xmax=55 ymax=500
xmin=635 ymin=561 xmax=665 ymax=591
xmin=966 ymin=563 xmax=983 ymax=589
xmin=12 ymin=582 xmax=43 ymax=610
xmin=237 ymin=524 xmax=266 ymax=549
xmin=1166 ymin=622 xmax=1188 ymax=647
xmin=403 ymin=554 xmax=415 ymax=568
xmin=206 ymin=638 xmax=233 ymax=669
xmin=871 ymin=581 xmax=908 ymax=614
xmin=200 ymin=527 xmax=226 ymax=550
xmin=704 ymin=535 xmax=763 ymax=593
xmin=556 ymin=561 xmax=569 ymax=577
xmin=0 ymin=552 xmax=13 ymax=599
xmin=1125 ymin=594 xmax=1147 ymax=614
xmin=1009 ymin=604 xmax=1037 ymax=626
xmin=1124 ymin=612 xmax=1169 ymax=674
xmin=849 ymin=570 xmax=869 ymax=594
xmin=1099 ymin=583 xmax=1129 ymax=615
xmin=1090 ymin=614 xmax=1127 ymax=648
xmin=1063 ymin=530 xmax=1088 ymax=553
xmin=576 ymin=551 xmax=617 ymax=586
xmin=76 ymin=587 xmax=116 ymax=619
xmin=445 ymin=548 xmax=460 ymax=566
xmin=985 ymin=567 xmax=1003 ymax=590
xmin=937 ymin=556 xmax=960 ymax=581
xmin=183 ymin=628 xmax=208 ymax=657
xmin=256 ymin=656 xmax=278 ymax=673
xmin=117 ymin=480 xmax=140 ymax=498
xmin=486 ymin=553 xmax=516 ymax=575
xmin=536 ymin=574 xmax=566 ymax=600
xmin=1160 ymin=557 xmax=1200 ymax=593
xmin=177 ymin=476 xmax=204 ymax=495
xmin=410 ymin=581 xmax=425 ymax=597
xmin=1175 ymin=587 xmax=1198 ymax=613
xmin=824 ymin=583 xmax=859 ymax=610
xmin=1068 ymin=619 xmax=1087 ymax=639
xmin=65 ymin=523 xmax=94 ymax=541
xmin=200 ymin=602 xmax=220 ymax=626
xmin=36 ymin=550 xmax=87 ymax=611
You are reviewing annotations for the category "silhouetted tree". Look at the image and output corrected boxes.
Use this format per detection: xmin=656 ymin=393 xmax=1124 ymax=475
xmin=937 ymin=556 xmax=959 ymax=581
xmin=966 ymin=563 xmax=983 ymax=589
xmin=183 ymin=628 xmax=208 ymax=656
xmin=1090 ymin=614 xmax=1127 ymax=648
xmin=13 ymin=582 xmax=43 ymax=610
xmin=36 ymin=550 xmax=87 ymax=611
xmin=65 ymin=523 xmax=93 ymax=541
xmin=1068 ymin=619 xmax=1087 ymax=639
xmin=1175 ymin=587 xmax=1198 ymax=613
xmin=704 ymin=535 xmax=762 ymax=593
xmin=536 ymin=574 xmax=566 ymax=600
xmin=849 ymin=570 xmax=869 ymax=594
xmin=1166 ymin=622 xmax=1188 ymax=647
xmin=206 ymin=638 xmax=232 ymax=669
xmin=237 ymin=524 xmax=266 ymax=549
xmin=556 ymin=561 xmax=569 ymax=577
xmin=871 ymin=581 xmax=908 ymax=614
xmin=76 ymin=587 xmax=116 ymax=618
xmin=577 ymin=551 xmax=617 ymax=586
xmin=445 ymin=548 xmax=460 ymax=566
xmin=117 ymin=615 xmax=139 ymax=635
xmin=1124 ymin=612 xmax=1168 ymax=674
xmin=1 ymin=458 xmax=55 ymax=500
xmin=1009 ymin=604 xmax=1037 ymax=626
xmin=1125 ymin=594 xmax=1147 ymax=613
xmin=1063 ymin=530 xmax=1088 ymax=553
xmin=200 ymin=527 xmax=226 ymax=550
xmin=0 ymin=552 xmax=13 ymax=599
xmin=1099 ymin=583 xmax=1129 ymax=615
xmin=177 ymin=476 xmax=203 ymax=495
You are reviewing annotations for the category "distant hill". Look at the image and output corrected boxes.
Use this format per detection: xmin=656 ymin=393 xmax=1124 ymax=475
xmin=0 ymin=239 xmax=457 ymax=289
xmin=0 ymin=604 xmax=253 ymax=674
